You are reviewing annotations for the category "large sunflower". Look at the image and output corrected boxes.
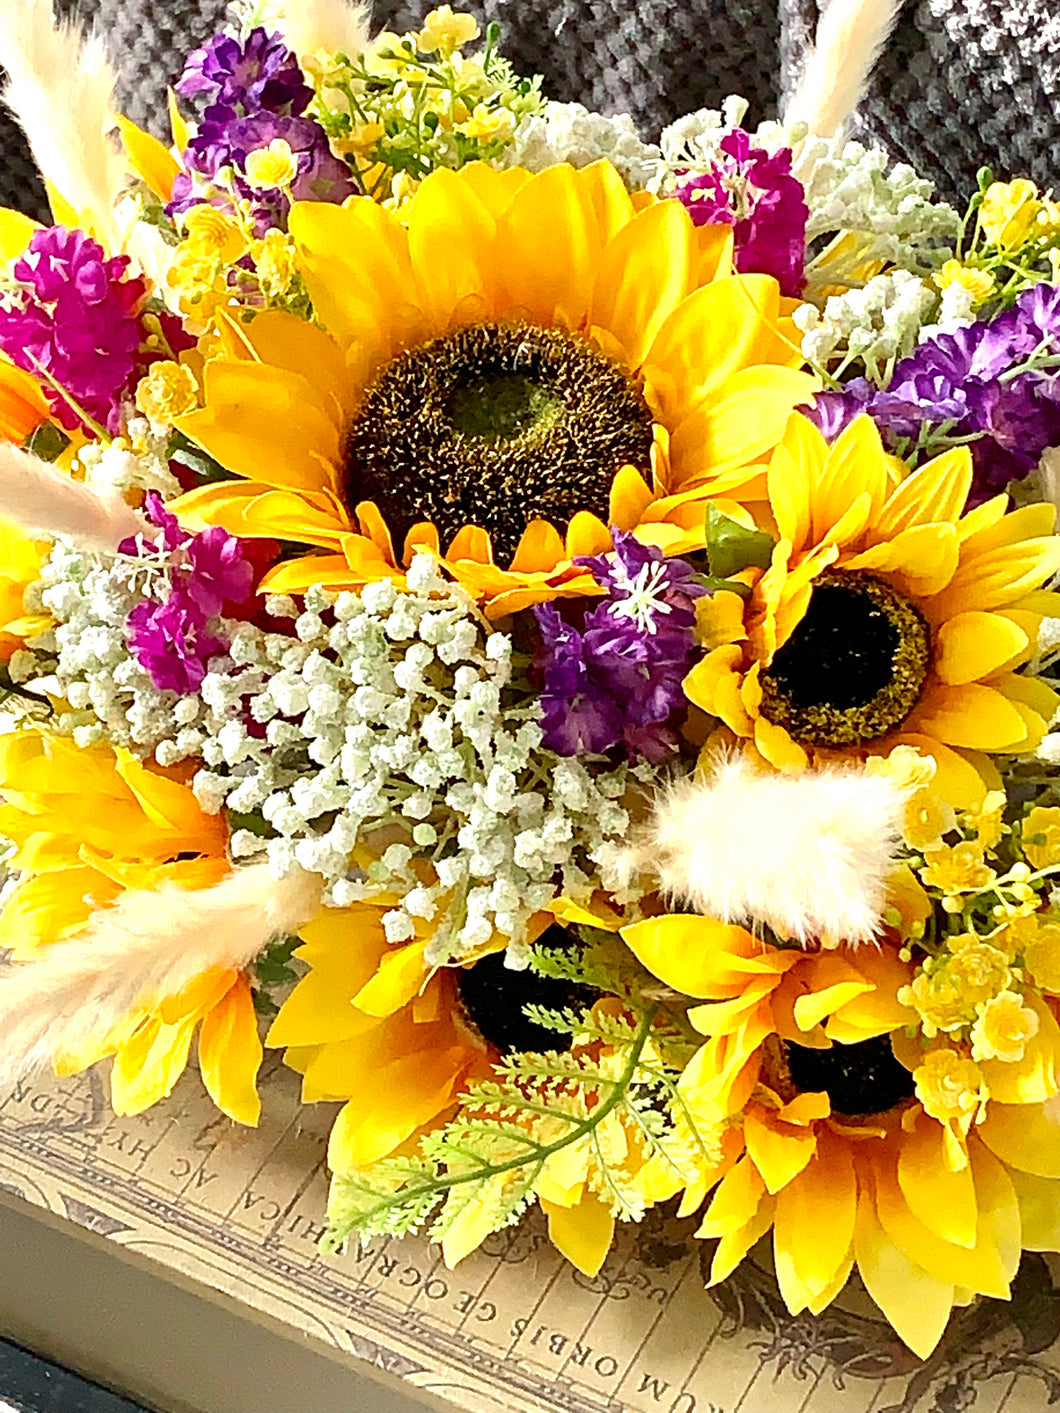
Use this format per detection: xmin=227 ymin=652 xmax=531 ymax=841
xmin=621 ymin=911 xmax=1060 ymax=1357
xmin=0 ymin=729 xmax=262 ymax=1123
xmin=686 ymin=414 xmax=1060 ymax=806
xmin=172 ymin=160 xmax=816 ymax=616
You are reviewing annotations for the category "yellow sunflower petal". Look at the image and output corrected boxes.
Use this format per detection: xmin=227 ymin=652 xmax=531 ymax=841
xmin=177 ymin=361 xmax=341 ymax=491
xmin=407 ymin=166 xmax=498 ymax=326
xmin=812 ymin=417 xmax=891 ymax=544
xmin=979 ymin=1097 xmax=1060 ymax=1176
xmin=621 ymin=915 xmax=780 ymax=997
xmin=496 ymin=164 xmax=600 ymax=327
xmin=111 ymin=1013 xmax=198 ymax=1116
xmin=352 ymin=938 xmax=432 ymax=1017
xmin=541 ymin=1193 xmax=616 ymax=1277
xmin=872 ymin=448 xmax=973 ymax=536
xmin=115 ymin=114 xmax=180 ymax=201
xmin=773 ymin=1129 xmax=856 ymax=1307
xmin=289 ymin=199 xmax=416 ymax=373
xmin=854 ymin=1182 xmax=955 ymax=1359
xmin=908 ymin=682 xmax=1031 ymax=751
xmin=1008 ymin=1169 xmax=1060 ymax=1250
xmin=643 ymin=274 xmax=797 ymax=425
xmin=197 ymin=974 xmax=262 ymax=1126
xmin=897 ymin=1110 xmax=978 ymax=1248
xmin=326 ymin=1046 xmax=469 ymax=1168
xmin=670 ymin=367 xmax=818 ymax=486
xmin=590 ymin=198 xmax=696 ymax=369
xmin=744 ymin=1109 xmax=817 ymax=1193
xmin=934 ymin=610 xmax=1031 ymax=685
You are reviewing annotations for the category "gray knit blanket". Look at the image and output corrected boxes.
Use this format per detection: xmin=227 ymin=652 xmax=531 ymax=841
xmin=1 ymin=1 xmax=1058 ymax=223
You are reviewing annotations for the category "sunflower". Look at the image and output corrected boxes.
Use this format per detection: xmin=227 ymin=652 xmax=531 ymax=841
xmin=266 ymin=902 xmax=491 ymax=1170
xmin=686 ymin=414 xmax=1060 ymax=806
xmin=171 ymin=160 xmax=816 ymax=616
xmin=621 ymin=911 xmax=1060 ymax=1357
xmin=0 ymin=729 xmax=263 ymax=1123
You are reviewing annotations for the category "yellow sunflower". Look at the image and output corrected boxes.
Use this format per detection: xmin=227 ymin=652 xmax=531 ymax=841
xmin=686 ymin=413 xmax=1060 ymax=806
xmin=267 ymin=902 xmax=490 ymax=1170
xmin=172 ymin=160 xmax=816 ymax=616
xmin=0 ymin=729 xmax=263 ymax=1123
xmin=621 ymin=911 xmax=1060 ymax=1358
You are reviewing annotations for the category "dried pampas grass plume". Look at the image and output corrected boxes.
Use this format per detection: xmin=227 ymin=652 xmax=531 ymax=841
xmin=611 ymin=753 xmax=908 ymax=946
xmin=783 ymin=0 xmax=903 ymax=138
xmin=277 ymin=0 xmax=372 ymax=62
xmin=0 ymin=442 xmax=147 ymax=550
xmin=0 ymin=863 xmax=322 ymax=1088
xmin=0 ymin=0 xmax=125 ymax=249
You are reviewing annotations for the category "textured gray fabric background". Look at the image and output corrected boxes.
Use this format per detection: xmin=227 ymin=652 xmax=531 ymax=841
xmin=0 ymin=1 xmax=1058 ymax=218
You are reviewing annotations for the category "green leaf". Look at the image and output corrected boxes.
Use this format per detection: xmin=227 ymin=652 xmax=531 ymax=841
xmin=167 ymin=430 xmax=236 ymax=485
xmin=23 ymin=422 xmax=70 ymax=463
xmin=705 ymin=504 xmax=775 ymax=579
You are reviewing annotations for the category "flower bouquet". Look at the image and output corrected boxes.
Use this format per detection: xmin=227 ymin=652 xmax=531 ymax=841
xmin=2 ymin=0 xmax=1060 ymax=1362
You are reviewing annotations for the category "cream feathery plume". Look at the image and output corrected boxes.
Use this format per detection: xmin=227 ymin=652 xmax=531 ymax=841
xmin=0 ymin=0 xmax=125 ymax=249
xmin=0 ymin=442 xmax=147 ymax=550
xmin=609 ymin=753 xmax=908 ymax=946
xmin=783 ymin=0 xmax=903 ymax=138
xmin=0 ymin=863 xmax=322 ymax=1087
xmin=276 ymin=0 xmax=372 ymax=62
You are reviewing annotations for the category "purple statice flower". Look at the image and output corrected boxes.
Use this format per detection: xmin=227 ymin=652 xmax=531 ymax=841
xmin=121 ymin=493 xmax=257 ymax=694
xmin=533 ymin=530 xmax=707 ymax=763
xmin=170 ymin=27 xmax=355 ymax=228
xmin=171 ymin=110 xmax=356 ymax=223
xmin=804 ymin=282 xmax=1060 ymax=503
xmin=177 ymin=28 xmax=312 ymax=117
xmin=674 ymin=130 xmax=809 ymax=298
xmin=0 ymin=227 xmax=148 ymax=435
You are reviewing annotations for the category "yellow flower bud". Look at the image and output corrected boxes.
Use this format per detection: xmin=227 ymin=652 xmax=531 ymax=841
xmin=1023 ymin=805 xmax=1060 ymax=869
xmin=921 ymin=840 xmax=996 ymax=894
xmin=134 ymin=361 xmax=199 ymax=424
xmin=934 ymin=259 xmax=996 ymax=307
xmin=182 ymin=204 xmax=249 ymax=263
xmin=244 ymin=138 xmax=299 ymax=191
xmin=913 ymin=1047 xmax=986 ymax=1125
xmin=1022 ymin=918 xmax=1060 ymax=993
xmin=459 ymin=104 xmax=515 ymax=142
xmin=416 ymin=5 xmax=479 ymax=53
xmin=979 ymin=179 xmax=1041 ymax=251
xmin=252 ymin=228 xmax=297 ymax=298
xmin=945 ymin=935 xmax=1014 ymax=1007
xmin=970 ymin=990 xmax=1039 ymax=1063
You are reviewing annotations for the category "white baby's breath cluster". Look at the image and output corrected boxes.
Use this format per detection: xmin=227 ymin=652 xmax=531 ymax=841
xmin=180 ymin=558 xmax=641 ymax=965
xmin=498 ymin=102 xmax=661 ymax=189
xmin=796 ymin=136 xmax=959 ymax=293
xmin=13 ymin=541 xmax=212 ymax=751
xmin=74 ymin=420 xmax=181 ymax=501
xmin=793 ymin=267 xmax=938 ymax=383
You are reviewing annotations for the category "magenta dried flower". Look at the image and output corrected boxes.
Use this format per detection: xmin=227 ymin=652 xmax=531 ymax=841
xmin=0 ymin=226 xmax=149 ymax=435
xmin=121 ymin=494 xmax=257 ymax=694
xmin=674 ymin=129 xmax=808 ymax=298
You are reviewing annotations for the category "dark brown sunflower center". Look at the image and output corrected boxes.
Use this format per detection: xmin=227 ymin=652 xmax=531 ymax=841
xmin=344 ymin=321 xmax=655 ymax=566
xmin=784 ymin=1035 xmax=916 ymax=1118
xmin=456 ymin=925 xmax=598 ymax=1054
xmin=759 ymin=569 xmax=931 ymax=747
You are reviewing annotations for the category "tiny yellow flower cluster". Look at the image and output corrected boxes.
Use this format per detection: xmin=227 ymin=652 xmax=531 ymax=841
xmin=166 ymin=199 xmax=303 ymax=325
xmin=135 ymin=361 xmax=199 ymax=424
xmin=979 ymin=179 xmax=1060 ymax=251
xmin=897 ymin=793 xmax=1060 ymax=1127
xmin=306 ymin=7 xmax=543 ymax=208
xmin=954 ymin=177 xmax=1060 ymax=310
